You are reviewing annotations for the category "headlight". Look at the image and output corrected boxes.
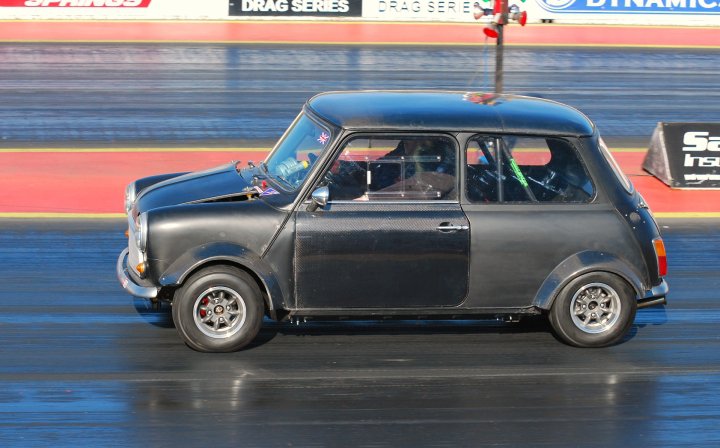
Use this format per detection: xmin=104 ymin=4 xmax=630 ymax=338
xmin=135 ymin=212 xmax=148 ymax=252
xmin=125 ymin=183 xmax=137 ymax=215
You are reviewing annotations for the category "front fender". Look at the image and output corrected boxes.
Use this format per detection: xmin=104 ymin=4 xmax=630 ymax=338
xmin=159 ymin=242 xmax=286 ymax=311
xmin=532 ymin=251 xmax=644 ymax=310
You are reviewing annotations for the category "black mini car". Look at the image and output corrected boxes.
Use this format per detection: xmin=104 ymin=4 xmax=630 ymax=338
xmin=117 ymin=91 xmax=668 ymax=352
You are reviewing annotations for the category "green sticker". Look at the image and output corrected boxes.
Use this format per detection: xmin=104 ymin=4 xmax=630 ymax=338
xmin=509 ymin=159 xmax=529 ymax=188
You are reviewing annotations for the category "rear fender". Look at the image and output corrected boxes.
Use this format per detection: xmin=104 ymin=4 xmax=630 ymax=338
xmin=533 ymin=251 xmax=644 ymax=310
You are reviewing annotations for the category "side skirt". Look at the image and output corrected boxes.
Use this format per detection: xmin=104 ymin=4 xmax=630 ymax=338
xmin=280 ymin=306 xmax=542 ymax=322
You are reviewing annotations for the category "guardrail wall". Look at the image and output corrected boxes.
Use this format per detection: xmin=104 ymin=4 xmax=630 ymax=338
xmin=1 ymin=0 xmax=719 ymax=24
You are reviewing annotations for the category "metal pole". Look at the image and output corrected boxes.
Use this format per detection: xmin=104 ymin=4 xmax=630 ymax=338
xmin=495 ymin=23 xmax=504 ymax=94
xmin=495 ymin=0 xmax=508 ymax=94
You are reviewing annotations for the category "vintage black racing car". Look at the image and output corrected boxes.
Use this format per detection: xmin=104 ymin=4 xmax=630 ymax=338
xmin=117 ymin=91 xmax=668 ymax=352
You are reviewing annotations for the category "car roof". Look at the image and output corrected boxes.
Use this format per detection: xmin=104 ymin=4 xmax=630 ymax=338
xmin=306 ymin=90 xmax=595 ymax=137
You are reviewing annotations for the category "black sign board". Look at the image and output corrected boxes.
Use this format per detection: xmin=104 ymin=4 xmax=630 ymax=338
xmin=229 ymin=0 xmax=362 ymax=17
xmin=643 ymin=122 xmax=720 ymax=189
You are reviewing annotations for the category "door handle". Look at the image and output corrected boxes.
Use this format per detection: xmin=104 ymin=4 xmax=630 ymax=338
xmin=436 ymin=223 xmax=469 ymax=232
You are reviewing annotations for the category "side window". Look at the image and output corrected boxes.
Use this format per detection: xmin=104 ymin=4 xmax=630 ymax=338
xmin=323 ymin=135 xmax=458 ymax=201
xmin=466 ymin=137 xmax=499 ymax=202
xmin=465 ymin=136 xmax=594 ymax=203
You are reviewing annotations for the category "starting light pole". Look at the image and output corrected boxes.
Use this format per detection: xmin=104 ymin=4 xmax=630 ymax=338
xmin=495 ymin=0 xmax=507 ymax=93
xmin=473 ymin=0 xmax=527 ymax=94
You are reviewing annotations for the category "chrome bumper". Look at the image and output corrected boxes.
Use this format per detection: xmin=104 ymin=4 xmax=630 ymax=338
xmin=638 ymin=279 xmax=668 ymax=309
xmin=116 ymin=248 xmax=159 ymax=299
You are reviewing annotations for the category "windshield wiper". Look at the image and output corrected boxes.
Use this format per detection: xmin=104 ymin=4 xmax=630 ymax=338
xmin=273 ymin=174 xmax=294 ymax=188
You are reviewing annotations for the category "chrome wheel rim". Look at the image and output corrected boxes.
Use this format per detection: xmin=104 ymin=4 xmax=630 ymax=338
xmin=193 ymin=286 xmax=247 ymax=339
xmin=570 ymin=282 xmax=621 ymax=334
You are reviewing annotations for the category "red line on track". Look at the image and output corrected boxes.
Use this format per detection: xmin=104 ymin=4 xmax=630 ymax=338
xmin=0 ymin=21 xmax=718 ymax=47
xmin=1 ymin=150 xmax=718 ymax=214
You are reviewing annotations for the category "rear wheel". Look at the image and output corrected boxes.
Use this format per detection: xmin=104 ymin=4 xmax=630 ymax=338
xmin=172 ymin=266 xmax=263 ymax=352
xmin=549 ymin=272 xmax=636 ymax=348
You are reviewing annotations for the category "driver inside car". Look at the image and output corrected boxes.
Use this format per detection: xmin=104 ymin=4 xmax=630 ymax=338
xmin=325 ymin=137 xmax=456 ymax=201
xmin=371 ymin=138 xmax=456 ymax=200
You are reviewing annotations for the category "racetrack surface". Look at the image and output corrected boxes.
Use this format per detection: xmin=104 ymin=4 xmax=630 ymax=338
xmin=1 ymin=42 xmax=719 ymax=446
xmin=2 ymin=21 xmax=719 ymax=49
xmin=0 ymin=219 xmax=718 ymax=447
xmin=1 ymin=43 xmax=719 ymax=217
xmin=1 ymin=44 xmax=718 ymax=143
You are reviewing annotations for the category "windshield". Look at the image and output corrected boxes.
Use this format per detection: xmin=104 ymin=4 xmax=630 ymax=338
xmin=265 ymin=113 xmax=333 ymax=190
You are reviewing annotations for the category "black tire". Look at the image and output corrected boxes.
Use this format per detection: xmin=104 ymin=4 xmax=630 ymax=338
xmin=549 ymin=272 xmax=637 ymax=348
xmin=172 ymin=265 xmax=264 ymax=353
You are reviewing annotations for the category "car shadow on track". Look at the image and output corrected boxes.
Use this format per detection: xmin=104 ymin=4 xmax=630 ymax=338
xmin=133 ymin=298 xmax=175 ymax=328
xmin=247 ymin=317 xmax=556 ymax=348
xmin=133 ymin=298 xmax=669 ymax=350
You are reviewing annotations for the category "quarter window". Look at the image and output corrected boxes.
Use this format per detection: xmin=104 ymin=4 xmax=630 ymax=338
xmin=599 ymin=137 xmax=633 ymax=193
xmin=322 ymin=135 xmax=458 ymax=201
xmin=466 ymin=136 xmax=594 ymax=203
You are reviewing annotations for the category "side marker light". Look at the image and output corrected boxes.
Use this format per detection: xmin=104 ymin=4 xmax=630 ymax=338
xmin=653 ymin=238 xmax=667 ymax=277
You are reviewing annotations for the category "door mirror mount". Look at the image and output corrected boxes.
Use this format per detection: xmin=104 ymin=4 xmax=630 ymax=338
xmin=307 ymin=186 xmax=330 ymax=212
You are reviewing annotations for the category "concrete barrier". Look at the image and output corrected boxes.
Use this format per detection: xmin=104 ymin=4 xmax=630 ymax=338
xmin=1 ymin=0 xmax=720 ymax=24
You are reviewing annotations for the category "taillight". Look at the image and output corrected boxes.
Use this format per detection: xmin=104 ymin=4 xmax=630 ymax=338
xmin=653 ymin=237 xmax=667 ymax=277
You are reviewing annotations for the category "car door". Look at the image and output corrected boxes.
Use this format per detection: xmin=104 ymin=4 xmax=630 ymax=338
xmin=294 ymin=134 xmax=470 ymax=309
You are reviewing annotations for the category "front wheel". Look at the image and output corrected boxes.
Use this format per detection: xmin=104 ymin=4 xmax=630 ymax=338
xmin=549 ymin=272 xmax=637 ymax=348
xmin=172 ymin=266 xmax=264 ymax=352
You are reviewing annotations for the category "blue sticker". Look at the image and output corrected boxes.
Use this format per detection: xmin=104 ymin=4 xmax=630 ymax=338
xmin=260 ymin=187 xmax=279 ymax=196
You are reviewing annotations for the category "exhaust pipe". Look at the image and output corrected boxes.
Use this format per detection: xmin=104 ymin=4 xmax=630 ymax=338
xmin=637 ymin=297 xmax=667 ymax=309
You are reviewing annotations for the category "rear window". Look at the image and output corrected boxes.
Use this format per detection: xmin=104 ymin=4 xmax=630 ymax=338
xmin=598 ymin=138 xmax=633 ymax=193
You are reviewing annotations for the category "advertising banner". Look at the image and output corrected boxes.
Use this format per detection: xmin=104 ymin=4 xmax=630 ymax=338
xmin=1 ymin=0 xmax=718 ymax=26
xmin=643 ymin=122 xmax=720 ymax=189
xmin=362 ymin=0 xmax=475 ymax=20
xmin=0 ymin=0 xmax=151 ymax=6
xmin=535 ymin=0 xmax=720 ymax=16
xmin=229 ymin=0 xmax=362 ymax=16
xmin=0 ymin=0 xmax=224 ymax=18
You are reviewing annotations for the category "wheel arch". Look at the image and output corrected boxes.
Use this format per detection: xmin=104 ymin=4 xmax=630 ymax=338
xmin=533 ymin=251 xmax=643 ymax=311
xmin=159 ymin=242 xmax=287 ymax=318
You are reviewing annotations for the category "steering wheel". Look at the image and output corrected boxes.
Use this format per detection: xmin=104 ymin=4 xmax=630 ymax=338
xmin=468 ymin=168 xmax=498 ymax=202
xmin=530 ymin=168 xmax=565 ymax=201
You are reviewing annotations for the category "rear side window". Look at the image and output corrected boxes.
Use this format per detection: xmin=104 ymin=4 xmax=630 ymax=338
xmin=466 ymin=136 xmax=595 ymax=203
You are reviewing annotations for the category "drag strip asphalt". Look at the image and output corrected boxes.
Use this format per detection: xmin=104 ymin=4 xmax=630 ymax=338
xmin=1 ymin=43 xmax=719 ymax=217
xmin=2 ymin=21 xmax=719 ymax=49
xmin=0 ymin=219 xmax=718 ymax=446
xmin=1 ymin=42 xmax=719 ymax=446
xmin=1 ymin=44 xmax=719 ymax=144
